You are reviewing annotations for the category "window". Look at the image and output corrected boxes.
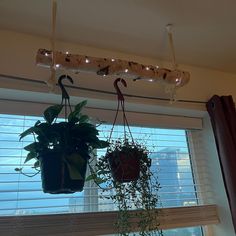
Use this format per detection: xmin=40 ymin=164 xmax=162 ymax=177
xmin=0 ymin=112 xmax=217 ymax=235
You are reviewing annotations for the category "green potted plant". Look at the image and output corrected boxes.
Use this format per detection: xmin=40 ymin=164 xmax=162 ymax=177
xmin=87 ymin=139 xmax=163 ymax=235
xmin=17 ymin=100 xmax=108 ymax=194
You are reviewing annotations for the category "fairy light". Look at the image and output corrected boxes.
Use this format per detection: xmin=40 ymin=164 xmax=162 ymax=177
xmin=45 ymin=52 xmax=49 ymax=56
xmin=55 ymin=64 xmax=60 ymax=68
xmin=156 ymin=65 xmax=159 ymax=69
xmin=111 ymin=58 xmax=115 ymax=62
xmin=145 ymin=66 xmax=150 ymax=71
xmin=148 ymin=79 xmax=154 ymax=82
xmin=125 ymin=69 xmax=129 ymax=73
xmin=66 ymin=51 xmax=69 ymax=55
xmin=85 ymin=57 xmax=90 ymax=63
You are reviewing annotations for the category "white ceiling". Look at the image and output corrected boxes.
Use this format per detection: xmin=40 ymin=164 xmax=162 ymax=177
xmin=1 ymin=0 xmax=236 ymax=73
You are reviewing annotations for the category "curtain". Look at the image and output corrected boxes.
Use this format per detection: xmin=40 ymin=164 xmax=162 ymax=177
xmin=206 ymin=95 xmax=236 ymax=232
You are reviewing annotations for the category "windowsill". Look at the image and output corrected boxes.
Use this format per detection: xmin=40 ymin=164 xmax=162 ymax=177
xmin=0 ymin=204 xmax=219 ymax=236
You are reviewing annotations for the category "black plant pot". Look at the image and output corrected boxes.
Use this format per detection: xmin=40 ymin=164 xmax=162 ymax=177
xmin=39 ymin=151 xmax=87 ymax=194
xmin=108 ymin=151 xmax=140 ymax=183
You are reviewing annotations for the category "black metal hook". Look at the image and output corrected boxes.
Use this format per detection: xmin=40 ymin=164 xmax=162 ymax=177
xmin=58 ymin=75 xmax=74 ymax=100
xmin=113 ymin=78 xmax=127 ymax=101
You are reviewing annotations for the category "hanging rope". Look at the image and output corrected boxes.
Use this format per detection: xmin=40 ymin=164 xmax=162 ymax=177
xmin=165 ymin=24 xmax=181 ymax=102
xmin=166 ymin=24 xmax=177 ymax=70
xmin=46 ymin=0 xmax=57 ymax=90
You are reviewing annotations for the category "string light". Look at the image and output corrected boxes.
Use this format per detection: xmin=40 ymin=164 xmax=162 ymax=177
xmin=45 ymin=52 xmax=49 ymax=56
xmin=66 ymin=51 xmax=69 ymax=55
xmin=125 ymin=69 xmax=129 ymax=73
xmin=146 ymin=67 xmax=150 ymax=71
xmin=55 ymin=64 xmax=60 ymax=68
xmin=111 ymin=58 xmax=115 ymax=62
xmin=85 ymin=57 xmax=90 ymax=63
xmin=148 ymin=79 xmax=154 ymax=82
xmin=156 ymin=65 xmax=159 ymax=69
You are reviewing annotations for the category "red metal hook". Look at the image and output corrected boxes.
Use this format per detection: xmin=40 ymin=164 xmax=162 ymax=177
xmin=113 ymin=78 xmax=127 ymax=101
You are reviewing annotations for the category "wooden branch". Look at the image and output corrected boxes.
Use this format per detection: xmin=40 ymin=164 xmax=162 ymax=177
xmin=36 ymin=49 xmax=190 ymax=87
xmin=0 ymin=205 xmax=218 ymax=236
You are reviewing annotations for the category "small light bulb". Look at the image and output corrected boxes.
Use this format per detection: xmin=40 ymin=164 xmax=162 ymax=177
xmin=125 ymin=69 xmax=129 ymax=73
xmin=85 ymin=58 xmax=90 ymax=63
xmin=146 ymin=66 xmax=150 ymax=71
xmin=148 ymin=79 xmax=154 ymax=82
xmin=55 ymin=64 xmax=60 ymax=68
xmin=45 ymin=53 xmax=49 ymax=56
xmin=175 ymin=78 xmax=180 ymax=82
xmin=111 ymin=58 xmax=115 ymax=62
xmin=156 ymin=65 xmax=159 ymax=69
xmin=103 ymin=74 xmax=106 ymax=77
xmin=66 ymin=51 xmax=69 ymax=55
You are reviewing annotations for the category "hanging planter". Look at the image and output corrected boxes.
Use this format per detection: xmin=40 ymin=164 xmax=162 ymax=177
xmin=86 ymin=80 xmax=162 ymax=235
xmin=107 ymin=139 xmax=142 ymax=183
xmin=39 ymin=150 xmax=87 ymax=194
xmin=103 ymin=78 xmax=145 ymax=183
xmin=16 ymin=75 xmax=108 ymax=194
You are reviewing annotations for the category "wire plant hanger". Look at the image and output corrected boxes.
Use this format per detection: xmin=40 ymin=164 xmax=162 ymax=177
xmin=109 ymin=78 xmax=134 ymax=143
xmin=87 ymin=78 xmax=140 ymax=187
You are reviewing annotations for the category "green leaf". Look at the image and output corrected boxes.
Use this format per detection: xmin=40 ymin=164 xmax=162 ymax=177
xmin=85 ymin=173 xmax=97 ymax=181
xmin=68 ymin=100 xmax=87 ymax=123
xmin=94 ymin=140 xmax=109 ymax=149
xmin=66 ymin=153 xmax=86 ymax=180
xmin=86 ymin=174 xmax=106 ymax=184
xmin=68 ymin=115 xmax=78 ymax=124
xmin=69 ymin=116 xmax=80 ymax=124
xmin=77 ymin=123 xmax=98 ymax=135
xmin=20 ymin=127 xmax=39 ymax=140
xmin=24 ymin=152 xmax=37 ymax=163
xmin=74 ymin=100 xmax=87 ymax=113
xmin=95 ymin=177 xmax=107 ymax=184
xmin=79 ymin=115 xmax=89 ymax=123
xmin=34 ymin=160 xmax=40 ymax=168
xmin=43 ymin=104 xmax=63 ymax=124
xmin=24 ymin=142 xmax=38 ymax=152
xmin=34 ymin=120 xmax=41 ymax=126
xmin=68 ymin=101 xmax=87 ymax=123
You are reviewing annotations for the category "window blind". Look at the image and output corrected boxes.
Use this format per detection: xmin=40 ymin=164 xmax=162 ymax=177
xmin=0 ymin=114 xmax=208 ymax=216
